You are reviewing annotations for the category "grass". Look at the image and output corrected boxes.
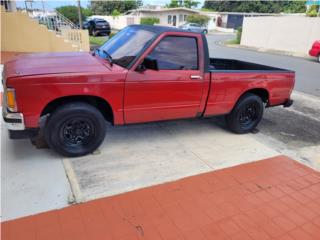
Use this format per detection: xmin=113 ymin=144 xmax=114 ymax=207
xmin=89 ymin=36 xmax=108 ymax=46
xmin=225 ymin=39 xmax=240 ymax=45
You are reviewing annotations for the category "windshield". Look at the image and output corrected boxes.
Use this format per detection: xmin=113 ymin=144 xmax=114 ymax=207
xmin=97 ymin=27 xmax=156 ymax=68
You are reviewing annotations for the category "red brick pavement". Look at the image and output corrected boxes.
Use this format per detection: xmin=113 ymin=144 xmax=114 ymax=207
xmin=2 ymin=155 xmax=320 ymax=240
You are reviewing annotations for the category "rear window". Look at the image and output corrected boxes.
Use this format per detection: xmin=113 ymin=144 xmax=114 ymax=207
xmin=96 ymin=20 xmax=108 ymax=25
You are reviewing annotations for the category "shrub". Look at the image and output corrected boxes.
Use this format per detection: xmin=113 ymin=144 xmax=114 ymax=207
xmin=306 ymin=5 xmax=319 ymax=17
xmin=140 ymin=17 xmax=160 ymax=25
xmin=111 ymin=9 xmax=121 ymax=17
xmin=186 ymin=14 xmax=210 ymax=26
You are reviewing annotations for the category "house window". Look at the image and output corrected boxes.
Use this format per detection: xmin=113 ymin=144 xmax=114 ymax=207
xmin=184 ymin=15 xmax=187 ymax=21
xmin=173 ymin=15 xmax=177 ymax=26
xmin=168 ymin=15 xmax=172 ymax=24
xmin=179 ymin=14 xmax=183 ymax=22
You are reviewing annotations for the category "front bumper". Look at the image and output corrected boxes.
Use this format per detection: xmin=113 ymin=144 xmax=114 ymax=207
xmin=2 ymin=92 xmax=25 ymax=130
xmin=2 ymin=106 xmax=25 ymax=130
xmin=95 ymin=28 xmax=111 ymax=34
xmin=2 ymin=100 xmax=39 ymax=139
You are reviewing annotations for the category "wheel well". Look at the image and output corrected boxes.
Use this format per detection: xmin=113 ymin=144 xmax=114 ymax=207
xmin=242 ymin=88 xmax=269 ymax=103
xmin=41 ymin=95 xmax=114 ymax=124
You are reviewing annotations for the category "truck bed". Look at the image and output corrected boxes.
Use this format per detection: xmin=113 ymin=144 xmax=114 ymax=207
xmin=209 ymin=58 xmax=293 ymax=72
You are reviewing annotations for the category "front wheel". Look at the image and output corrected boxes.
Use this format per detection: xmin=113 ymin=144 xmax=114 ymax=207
xmin=226 ymin=93 xmax=264 ymax=134
xmin=44 ymin=102 xmax=106 ymax=157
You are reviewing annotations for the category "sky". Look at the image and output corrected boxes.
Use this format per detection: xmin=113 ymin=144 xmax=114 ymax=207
xmin=16 ymin=0 xmax=206 ymax=10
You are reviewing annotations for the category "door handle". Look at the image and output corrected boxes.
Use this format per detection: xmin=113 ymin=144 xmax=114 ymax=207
xmin=190 ymin=75 xmax=202 ymax=79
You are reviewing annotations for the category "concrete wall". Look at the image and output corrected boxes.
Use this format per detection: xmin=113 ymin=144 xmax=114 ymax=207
xmin=241 ymin=16 xmax=320 ymax=55
xmin=1 ymin=8 xmax=89 ymax=52
xmin=61 ymin=29 xmax=90 ymax=52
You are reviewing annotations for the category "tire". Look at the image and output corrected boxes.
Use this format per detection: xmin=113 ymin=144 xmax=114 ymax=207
xmin=93 ymin=30 xmax=98 ymax=37
xmin=318 ymin=55 xmax=320 ymax=63
xmin=44 ymin=102 xmax=106 ymax=157
xmin=88 ymin=27 xmax=93 ymax=36
xmin=226 ymin=93 xmax=264 ymax=134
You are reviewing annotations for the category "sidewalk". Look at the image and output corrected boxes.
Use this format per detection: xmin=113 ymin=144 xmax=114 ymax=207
xmin=2 ymin=155 xmax=320 ymax=240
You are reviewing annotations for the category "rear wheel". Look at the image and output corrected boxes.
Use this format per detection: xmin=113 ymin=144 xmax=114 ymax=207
xmin=44 ymin=102 xmax=106 ymax=157
xmin=226 ymin=93 xmax=264 ymax=134
xmin=88 ymin=27 xmax=93 ymax=36
xmin=318 ymin=54 xmax=320 ymax=63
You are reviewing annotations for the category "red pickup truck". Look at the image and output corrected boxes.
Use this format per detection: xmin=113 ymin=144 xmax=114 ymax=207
xmin=3 ymin=25 xmax=295 ymax=157
xmin=309 ymin=40 xmax=320 ymax=62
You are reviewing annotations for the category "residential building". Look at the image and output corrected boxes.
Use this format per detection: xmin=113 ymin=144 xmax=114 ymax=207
xmin=125 ymin=7 xmax=200 ymax=27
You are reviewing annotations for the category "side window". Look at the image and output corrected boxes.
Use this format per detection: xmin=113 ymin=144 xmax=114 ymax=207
xmin=147 ymin=36 xmax=198 ymax=70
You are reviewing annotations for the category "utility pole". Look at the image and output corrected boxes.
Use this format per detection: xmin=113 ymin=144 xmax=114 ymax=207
xmin=77 ymin=0 xmax=82 ymax=29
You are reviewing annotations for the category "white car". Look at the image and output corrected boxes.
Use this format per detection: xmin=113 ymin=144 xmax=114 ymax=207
xmin=179 ymin=23 xmax=208 ymax=34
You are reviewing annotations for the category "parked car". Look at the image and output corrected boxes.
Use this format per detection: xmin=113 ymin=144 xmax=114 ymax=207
xmin=3 ymin=25 xmax=295 ymax=157
xmin=309 ymin=40 xmax=320 ymax=62
xmin=179 ymin=23 xmax=208 ymax=34
xmin=83 ymin=18 xmax=111 ymax=36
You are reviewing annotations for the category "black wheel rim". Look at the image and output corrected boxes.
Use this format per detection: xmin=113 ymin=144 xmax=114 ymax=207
xmin=59 ymin=118 xmax=95 ymax=146
xmin=239 ymin=103 xmax=258 ymax=127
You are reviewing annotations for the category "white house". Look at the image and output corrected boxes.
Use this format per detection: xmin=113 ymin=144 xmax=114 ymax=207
xmin=91 ymin=7 xmax=203 ymax=30
xmin=125 ymin=6 xmax=200 ymax=27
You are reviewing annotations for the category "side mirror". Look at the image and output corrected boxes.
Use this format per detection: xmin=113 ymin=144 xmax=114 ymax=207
xmin=145 ymin=58 xmax=158 ymax=71
xmin=136 ymin=63 xmax=146 ymax=72
xmin=143 ymin=57 xmax=159 ymax=71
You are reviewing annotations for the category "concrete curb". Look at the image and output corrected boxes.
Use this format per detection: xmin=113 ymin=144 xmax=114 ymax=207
xmin=62 ymin=158 xmax=84 ymax=204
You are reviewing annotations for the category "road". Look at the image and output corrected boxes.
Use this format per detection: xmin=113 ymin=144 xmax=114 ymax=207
xmin=206 ymin=33 xmax=320 ymax=169
xmin=207 ymin=33 xmax=320 ymax=97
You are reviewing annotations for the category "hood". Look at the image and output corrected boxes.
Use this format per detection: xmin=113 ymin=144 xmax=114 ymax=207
xmin=4 ymin=52 xmax=109 ymax=79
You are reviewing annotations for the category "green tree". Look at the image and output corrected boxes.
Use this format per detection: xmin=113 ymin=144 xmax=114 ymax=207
xmin=56 ymin=5 xmax=92 ymax=24
xmin=166 ymin=0 xmax=199 ymax=8
xmin=184 ymin=0 xmax=200 ymax=8
xmin=186 ymin=14 xmax=210 ymax=25
xmin=203 ymin=0 xmax=306 ymax=13
xmin=91 ymin=0 xmax=142 ymax=15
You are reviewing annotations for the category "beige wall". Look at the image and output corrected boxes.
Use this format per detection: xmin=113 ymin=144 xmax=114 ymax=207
xmin=241 ymin=16 xmax=320 ymax=55
xmin=1 ymin=8 xmax=89 ymax=52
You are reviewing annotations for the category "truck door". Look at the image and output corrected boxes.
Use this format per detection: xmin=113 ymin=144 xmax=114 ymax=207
xmin=124 ymin=33 xmax=205 ymax=123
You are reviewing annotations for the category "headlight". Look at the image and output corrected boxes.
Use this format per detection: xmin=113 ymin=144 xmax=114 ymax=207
xmin=6 ymin=88 xmax=17 ymax=112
